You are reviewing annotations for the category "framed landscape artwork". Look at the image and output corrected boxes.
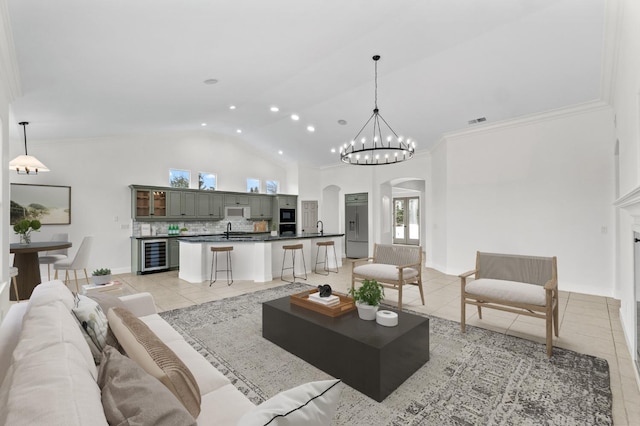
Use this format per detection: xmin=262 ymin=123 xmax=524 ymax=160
xmin=10 ymin=183 xmax=71 ymax=225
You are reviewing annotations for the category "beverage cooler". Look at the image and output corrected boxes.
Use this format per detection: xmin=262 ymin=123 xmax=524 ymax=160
xmin=140 ymin=238 xmax=169 ymax=273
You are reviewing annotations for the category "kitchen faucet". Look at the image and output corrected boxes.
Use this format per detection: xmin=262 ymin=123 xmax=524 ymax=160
xmin=316 ymin=220 xmax=324 ymax=236
xmin=225 ymin=222 xmax=232 ymax=239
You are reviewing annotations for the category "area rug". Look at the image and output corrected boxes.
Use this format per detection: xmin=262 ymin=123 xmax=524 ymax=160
xmin=159 ymin=283 xmax=612 ymax=425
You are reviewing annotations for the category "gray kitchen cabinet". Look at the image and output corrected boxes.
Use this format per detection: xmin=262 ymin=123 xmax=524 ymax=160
xmin=167 ymin=190 xmax=197 ymax=218
xmin=197 ymin=192 xmax=224 ymax=219
xmin=278 ymin=195 xmax=296 ymax=208
xmin=169 ymin=238 xmax=180 ymax=269
xmin=249 ymin=195 xmax=273 ymax=219
xmin=225 ymin=194 xmax=250 ymax=206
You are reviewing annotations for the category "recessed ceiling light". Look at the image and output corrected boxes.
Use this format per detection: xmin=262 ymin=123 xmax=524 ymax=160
xmin=291 ymin=114 xmax=300 ymax=121
xmin=229 ymin=105 xmax=236 ymax=110
xmin=330 ymin=148 xmax=336 ymax=153
xmin=236 ymin=129 xmax=242 ymax=133
xmin=337 ymin=119 xmax=347 ymax=125
xmin=307 ymin=125 xmax=315 ymax=132
xmin=270 ymin=106 xmax=279 ymax=112
xmin=278 ymin=150 xmax=283 ymax=155
xmin=203 ymin=78 xmax=219 ymax=85
xmin=201 ymin=123 xmax=207 ymax=127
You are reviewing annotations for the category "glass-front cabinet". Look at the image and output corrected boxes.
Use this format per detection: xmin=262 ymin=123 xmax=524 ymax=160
xmin=132 ymin=188 xmax=167 ymax=219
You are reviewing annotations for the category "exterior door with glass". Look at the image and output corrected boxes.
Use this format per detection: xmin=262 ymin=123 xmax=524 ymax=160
xmin=393 ymin=197 xmax=420 ymax=245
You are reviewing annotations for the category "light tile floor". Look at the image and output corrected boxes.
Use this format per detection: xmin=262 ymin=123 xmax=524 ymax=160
xmin=102 ymin=261 xmax=639 ymax=424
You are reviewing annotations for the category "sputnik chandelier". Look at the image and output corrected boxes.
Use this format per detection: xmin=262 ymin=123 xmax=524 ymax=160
xmin=340 ymin=55 xmax=415 ymax=166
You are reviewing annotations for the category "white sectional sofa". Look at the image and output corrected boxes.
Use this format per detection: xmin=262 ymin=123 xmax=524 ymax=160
xmin=0 ymin=280 xmax=343 ymax=425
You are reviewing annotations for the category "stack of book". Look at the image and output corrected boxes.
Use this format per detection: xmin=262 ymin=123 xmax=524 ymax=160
xmin=308 ymin=292 xmax=340 ymax=307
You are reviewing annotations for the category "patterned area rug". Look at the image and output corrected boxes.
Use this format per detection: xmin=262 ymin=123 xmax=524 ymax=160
xmin=159 ymin=283 xmax=612 ymax=425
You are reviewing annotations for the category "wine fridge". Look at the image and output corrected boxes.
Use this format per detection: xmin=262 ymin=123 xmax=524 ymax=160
xmin=140 ymin=239 xmax=169 ymax=273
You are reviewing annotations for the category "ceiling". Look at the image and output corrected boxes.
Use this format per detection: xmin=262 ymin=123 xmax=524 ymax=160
xmin=7 ymin=0 xmax=606 ymax=168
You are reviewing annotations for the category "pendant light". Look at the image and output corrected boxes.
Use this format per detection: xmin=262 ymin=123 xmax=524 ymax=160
xmin=340 ymin=55 xmax=416 ymax=166
xmin=9 ymin=122 xmax=50 ymax=175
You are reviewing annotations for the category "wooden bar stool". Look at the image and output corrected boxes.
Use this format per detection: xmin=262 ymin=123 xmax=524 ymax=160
xmin=210 ymin=246 xmax=233 ymax=286
xmin=281 ymin=244 xmax=307 ymax=283
xmin=9 ymin=266 xmax=19 ymax=302
xmin=314 ymin=241 xmax=338 ymax=275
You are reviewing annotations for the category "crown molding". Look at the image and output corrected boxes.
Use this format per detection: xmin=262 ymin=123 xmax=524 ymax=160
xmin=0 ymin=0 xmax=21 ymax=101
xmin=600 ymin=0 xmax=624 ymax=105
xmin=441 ymin=100 xmax=612 ymax=141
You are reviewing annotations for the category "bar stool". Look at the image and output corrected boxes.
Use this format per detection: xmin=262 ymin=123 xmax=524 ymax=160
xmin=210 ymin=246 xmax=233 ymax=286
xmin=281 ymin=244 xmax=307 ymax=283
xmin=314 ymin=241 xmax=338 ymax=275
xmin=9 ymin=267 xmax=19 ymax=302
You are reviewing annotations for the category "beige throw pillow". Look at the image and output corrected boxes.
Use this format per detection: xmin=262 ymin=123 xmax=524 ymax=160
xmin=107 ymin=307 xmax=201 ymax=418
xmin=98 ymin=345 xmax=196 ymax=426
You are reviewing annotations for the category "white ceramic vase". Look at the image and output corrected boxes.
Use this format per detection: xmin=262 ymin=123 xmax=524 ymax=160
xmin=355 ymin=301 xmax=379 ymax=321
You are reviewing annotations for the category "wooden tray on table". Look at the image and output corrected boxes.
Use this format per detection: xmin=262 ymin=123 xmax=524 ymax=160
xmin=289 ymin=290 xmax=356 ymax=317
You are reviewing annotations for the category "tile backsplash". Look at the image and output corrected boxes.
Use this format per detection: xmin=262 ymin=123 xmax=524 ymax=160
xmin=132 ymin=218 xmax=267 ymax=237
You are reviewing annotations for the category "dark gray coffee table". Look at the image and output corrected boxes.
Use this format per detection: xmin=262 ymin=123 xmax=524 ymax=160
xmin=262 ymin=295 xmax=430 ymax=402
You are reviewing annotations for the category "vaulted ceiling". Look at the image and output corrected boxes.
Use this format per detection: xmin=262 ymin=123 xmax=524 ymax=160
xmin=7 ymin=0 xmax=605 ymax=168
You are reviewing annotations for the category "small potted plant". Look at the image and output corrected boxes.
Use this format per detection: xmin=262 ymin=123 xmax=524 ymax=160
xmin=91 ymin=268 xmax=112 ymax=285
xmin=13 ymin=219 xmax=41 ymax=245
xmin=180 ymin=227 xmax=189 ymax=235
xmin=348 ymin=279 xmax=385 ymax=320
xmin=271 ymin=223 xmax=278 ymax=237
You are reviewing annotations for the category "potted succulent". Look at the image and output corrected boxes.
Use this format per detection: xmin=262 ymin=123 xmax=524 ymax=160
xmin=348 ymin=279 xmax=385 ymax=320
xmin=271 ymin=223 xmax=278 ymax=237
xmin=91 ymin=268 xmax=112 ymax=285
xmin=13 ymin=219 xmax=41 ymax=245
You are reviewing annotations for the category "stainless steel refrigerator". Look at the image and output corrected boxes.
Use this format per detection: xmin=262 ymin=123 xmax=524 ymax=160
xmin=345 ymin=193 xmax=368 ymax=258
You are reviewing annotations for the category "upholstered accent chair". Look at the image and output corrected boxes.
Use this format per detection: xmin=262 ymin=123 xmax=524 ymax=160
xmin=351 ymin=244 xmax=424 ymax=310
xmin=459 ymin=251 xmax=559 ymax=357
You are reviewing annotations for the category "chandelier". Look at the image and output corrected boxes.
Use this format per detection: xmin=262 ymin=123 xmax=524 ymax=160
xmin=9 ymin=122 xmax=50 ymax=175
xmin=340 ymin=55 xmax=415 ymax=166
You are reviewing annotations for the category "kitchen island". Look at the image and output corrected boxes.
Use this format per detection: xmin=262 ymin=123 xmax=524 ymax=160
xmin=178 ymin=233 xmax=344 ymax=283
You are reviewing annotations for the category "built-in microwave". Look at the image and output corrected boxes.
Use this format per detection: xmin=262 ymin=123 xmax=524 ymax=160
xmin=279 ymin=208 xmax=296 ymax=223
xmin=225 ymin=206 xmax=250 ymax=218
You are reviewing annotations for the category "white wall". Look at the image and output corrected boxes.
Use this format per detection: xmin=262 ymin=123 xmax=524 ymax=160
xmin=442 ymin=103 xmax=615 ymax=296
xmin=9 ymin=131 xmax=289 ymax=275
xmin=0 ymin=0 xmax=20 ymax=319
xmin=609 ymin=0 xmax=640 ymax=362
xmin=430 ymin=140 xmax=447 ymax=271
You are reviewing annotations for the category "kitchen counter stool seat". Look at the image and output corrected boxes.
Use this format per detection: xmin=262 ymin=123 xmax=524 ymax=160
xmin=314 ymin=241 xmax=338 ymax=275
xmin=210 ymin=246 xmax=233 ymax=286
xmin=281 ymin=244 xmax=307 ymax=283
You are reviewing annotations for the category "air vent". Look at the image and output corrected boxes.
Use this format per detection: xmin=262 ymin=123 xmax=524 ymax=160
xmin=467 ymin=117 xmax=487 ymax=125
